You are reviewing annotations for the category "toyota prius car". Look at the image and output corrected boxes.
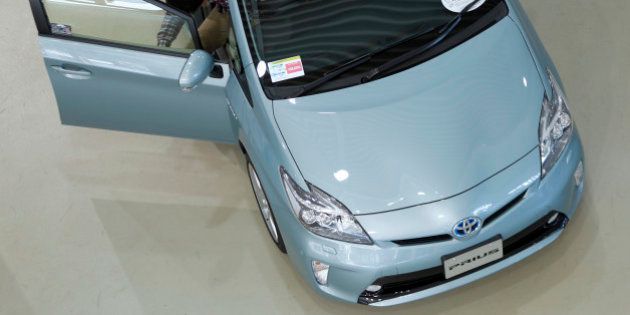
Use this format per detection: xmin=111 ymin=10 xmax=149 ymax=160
xmin=29 ymin=0 xmax=584 ymax=306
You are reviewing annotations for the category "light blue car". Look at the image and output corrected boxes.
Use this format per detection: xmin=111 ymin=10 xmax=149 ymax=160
xmin=30 ymin=0 xmax=584 ymax=306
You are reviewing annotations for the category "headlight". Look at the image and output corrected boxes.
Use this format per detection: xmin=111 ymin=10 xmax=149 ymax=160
xmin=539 ymin=69 xmax=574 ymax=177
xmin=280 ymin=168 xmax=373 ymax=245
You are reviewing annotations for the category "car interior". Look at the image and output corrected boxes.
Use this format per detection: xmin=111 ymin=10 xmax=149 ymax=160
xmin=42 ymin=0 xmax=233 ymax=59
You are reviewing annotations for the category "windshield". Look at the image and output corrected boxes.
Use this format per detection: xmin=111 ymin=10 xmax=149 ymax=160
xmin=238 ymin=0 xmax=507 ymax=98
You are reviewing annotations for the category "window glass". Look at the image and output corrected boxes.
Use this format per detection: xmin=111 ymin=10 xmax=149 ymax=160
xmin=226 ymin=27 xmax=242 ymax=74
xmin=238 ymin=0 xmax=507 ymax=99
xmin=227 ymin=26 xmax=253 ymax=103
xmin=42 ymin=0 xmax=195 ymax=53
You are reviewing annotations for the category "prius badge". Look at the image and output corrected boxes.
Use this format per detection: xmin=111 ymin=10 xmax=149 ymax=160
xmin=452 ymin=217 xmax=482 ymax=239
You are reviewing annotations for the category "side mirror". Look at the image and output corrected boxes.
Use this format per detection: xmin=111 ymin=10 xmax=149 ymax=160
xmin=179 ymin=50 xmax=214 ymax=92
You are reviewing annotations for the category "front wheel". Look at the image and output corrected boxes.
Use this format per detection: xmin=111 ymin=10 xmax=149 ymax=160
xmin=247 ymin=160 xmax=287 ymax=253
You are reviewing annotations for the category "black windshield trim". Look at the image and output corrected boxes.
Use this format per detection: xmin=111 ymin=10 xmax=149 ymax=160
xmin=251 ymin=1 xmax=508 ymax=100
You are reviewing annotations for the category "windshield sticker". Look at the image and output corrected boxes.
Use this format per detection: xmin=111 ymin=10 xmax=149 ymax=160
xmin=268 ymin=56 xmax=305 ymax=83
xmin=441 ymin=0 xmax=486 ymax=13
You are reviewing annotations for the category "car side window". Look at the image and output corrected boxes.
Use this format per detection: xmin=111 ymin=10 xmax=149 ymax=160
xmin=227 ymin=27 xmax=243 ymax=75
xmin=41 ymin=0 xmax=196 ymax=53
xmin=226 ymin=25 xmax=253 ymax=104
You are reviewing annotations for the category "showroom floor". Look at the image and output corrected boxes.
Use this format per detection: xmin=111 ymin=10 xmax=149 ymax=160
xmin=1 ymin=1 xmax=628 ymax=314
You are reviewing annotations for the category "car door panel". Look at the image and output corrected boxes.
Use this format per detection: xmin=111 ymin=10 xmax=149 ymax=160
xmin=40 ymin=37 xmax=236 ymax=143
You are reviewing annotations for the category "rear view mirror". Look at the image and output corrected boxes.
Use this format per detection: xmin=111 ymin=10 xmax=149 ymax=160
xmin=179 ymin=50 xmax=214 ymax=92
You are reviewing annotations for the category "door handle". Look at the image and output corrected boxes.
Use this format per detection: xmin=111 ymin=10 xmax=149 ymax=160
xmin=51 ymin=65 xmax=92 ymax=79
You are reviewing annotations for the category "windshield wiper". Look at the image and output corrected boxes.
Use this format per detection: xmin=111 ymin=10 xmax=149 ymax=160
xmin=292 ymin=25 xmax=437 ymax=97
xmin=361 ymin=0 xmax=484 ymax=83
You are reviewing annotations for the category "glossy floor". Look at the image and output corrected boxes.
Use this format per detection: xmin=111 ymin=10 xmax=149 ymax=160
xmin=1 ymin=1 xmax=628 ymax=314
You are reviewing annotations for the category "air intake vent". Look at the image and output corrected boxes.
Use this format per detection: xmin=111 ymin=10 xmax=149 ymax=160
xmin=483 ymin=191 xmax=527 ymax=226
xmin=392 ymin=190 xmax=527 ymax=247
xmin=392 ymin=234 xmax=453 ymax=246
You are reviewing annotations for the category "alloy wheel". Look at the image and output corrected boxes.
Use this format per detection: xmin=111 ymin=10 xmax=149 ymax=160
xmin=248 ymin=163 xmax=279 ymax=243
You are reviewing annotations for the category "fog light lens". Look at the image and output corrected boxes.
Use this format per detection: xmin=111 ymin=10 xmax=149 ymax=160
xmin=312 ymin=261 xmax=330 ymax=285
xmin=366 ymin=285 xmax=382 ymax=293
xmin=574 ymin=161 xmax=584 ymax=186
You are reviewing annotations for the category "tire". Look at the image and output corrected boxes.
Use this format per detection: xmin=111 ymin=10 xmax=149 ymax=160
xmin=246 ymin=158 xmax=287 ymax=253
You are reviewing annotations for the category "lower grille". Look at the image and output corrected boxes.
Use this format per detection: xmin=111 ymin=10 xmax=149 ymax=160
xmin=358 ymin=211 xmax=568 ymax=305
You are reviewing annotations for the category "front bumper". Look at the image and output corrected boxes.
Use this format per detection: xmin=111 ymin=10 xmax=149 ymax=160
xmin=360 ymin=211 xmax=567 ymax=305
xmin=279 ymin=132 xmax=584 ymax=306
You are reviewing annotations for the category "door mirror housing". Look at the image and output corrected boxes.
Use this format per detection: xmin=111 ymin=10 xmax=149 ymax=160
xmin=179 ymin=50 xmax=215 ymax=92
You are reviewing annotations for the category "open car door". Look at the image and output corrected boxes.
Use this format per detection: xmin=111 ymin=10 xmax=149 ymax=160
xmin=29 ymin=0 xmax=236 ymax=143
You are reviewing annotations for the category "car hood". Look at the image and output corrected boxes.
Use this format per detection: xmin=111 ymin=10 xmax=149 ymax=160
xmin=273 ymin=18 xmax=543 ymax=215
